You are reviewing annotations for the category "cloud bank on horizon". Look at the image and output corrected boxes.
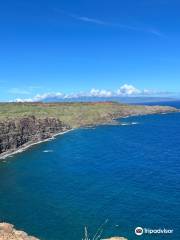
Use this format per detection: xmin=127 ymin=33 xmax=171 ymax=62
xmin=14 ymin=84 xmax=172 ymax=102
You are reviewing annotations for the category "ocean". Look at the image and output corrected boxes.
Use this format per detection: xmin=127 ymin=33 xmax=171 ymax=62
xmin=0 ymin=102 xmax=180 ymax=240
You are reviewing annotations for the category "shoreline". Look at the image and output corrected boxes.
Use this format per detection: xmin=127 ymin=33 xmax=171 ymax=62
xmin=0 ymin=110 xmax=179 ymax=161
xmin=0 ymin=129 xmax=74 ymax=161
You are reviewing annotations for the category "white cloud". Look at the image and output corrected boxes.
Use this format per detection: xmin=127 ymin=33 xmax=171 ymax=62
xmin=13 ymin=84 xmax=171 ymax=102
xmin=33 ymin=92 xmax=65 ymax=101
xmin=15 ymin=98 xmax=33 ymax=102
xmin=116 ymin=84 xmax=141 ymax=95
xmin=89 ymin=88 xmax=113 ymax=97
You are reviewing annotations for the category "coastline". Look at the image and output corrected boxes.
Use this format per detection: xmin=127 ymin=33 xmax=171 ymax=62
xmin=0 ymin=128 xmax=74 ymax=161
xmin=0 ymin=108 xmax=179 ymax=161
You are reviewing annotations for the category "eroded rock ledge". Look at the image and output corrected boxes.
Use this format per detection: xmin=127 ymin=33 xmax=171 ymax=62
xmin=0 ymin=223 xmax=128 ymax=240
xmin=0 ymin=223 xmax=39 ymax=240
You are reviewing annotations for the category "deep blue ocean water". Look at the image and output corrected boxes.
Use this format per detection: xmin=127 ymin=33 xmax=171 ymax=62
xmin=0 ymin=102 xmax=180 ymax=240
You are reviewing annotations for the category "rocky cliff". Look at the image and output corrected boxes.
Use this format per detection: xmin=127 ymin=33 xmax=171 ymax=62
xmin=0 ymin=116 xmax=70 ymax=158
xmin=0 ymin=223 xmax=128 ymax=240
xmin=0 ymin=223 xmax=39 ymax=240
xmin=0 ymin=102 xmax=178 ymax=158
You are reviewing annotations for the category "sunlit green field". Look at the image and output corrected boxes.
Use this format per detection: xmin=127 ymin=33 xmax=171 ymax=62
xmin=0 ymin=102 xmax=175 ymax=128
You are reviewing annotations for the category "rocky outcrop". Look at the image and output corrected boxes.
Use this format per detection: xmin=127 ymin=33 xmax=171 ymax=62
xmin=0 ymin=223 xmax=39 ymax=240
xmin=0 ymin=116 xmax=70 ymax=158
xmin=0 ymin=223 xmax=129 ymax=240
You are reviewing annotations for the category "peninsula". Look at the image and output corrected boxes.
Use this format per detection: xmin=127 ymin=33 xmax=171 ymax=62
xmin=0 ymin=102 xmax=178 ymax=159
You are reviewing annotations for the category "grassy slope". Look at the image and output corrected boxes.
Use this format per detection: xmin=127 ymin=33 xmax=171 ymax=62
xmin=0 ymin=102 xmax=177 ymax=128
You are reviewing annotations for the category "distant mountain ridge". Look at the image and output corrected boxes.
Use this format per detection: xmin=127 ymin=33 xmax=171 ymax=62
xmin=41 ymin=96 xmax=179 ymax=104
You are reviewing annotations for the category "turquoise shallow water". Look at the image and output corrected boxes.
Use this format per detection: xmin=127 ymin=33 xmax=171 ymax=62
xmin=0 ymin=104 xmax=180 ymax=240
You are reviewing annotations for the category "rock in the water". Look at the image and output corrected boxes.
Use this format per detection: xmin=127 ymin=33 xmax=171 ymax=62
xmin=0 ymin=223 xmax=39 ymax=240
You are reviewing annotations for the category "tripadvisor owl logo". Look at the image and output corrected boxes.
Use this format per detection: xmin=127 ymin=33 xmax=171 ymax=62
xmin=135 ymin=226 xmax=174 ymax=236
xmin=135 ymin=227 xmax=143 ymax=236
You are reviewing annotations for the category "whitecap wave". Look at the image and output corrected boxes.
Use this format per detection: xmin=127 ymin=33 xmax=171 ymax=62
xmin=121 ymin=122 xmax=139 ymax=126
xmin=43 ymin=150 xmax=54 ymax=153
xmin=121 ymin=123 xmax=130 ymax=126
xmin=131 ymin=122 xmax=139 ymax=125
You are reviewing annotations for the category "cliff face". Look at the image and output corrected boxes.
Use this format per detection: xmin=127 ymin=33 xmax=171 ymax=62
xmin=0 ymin=103 xmax=178 ymax=158
xmin=0 ymin=116 xmax=70 ymax=157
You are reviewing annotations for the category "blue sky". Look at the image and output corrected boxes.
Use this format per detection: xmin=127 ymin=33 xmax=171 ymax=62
xmin=0 ymin=0 xmax=180 ymax=101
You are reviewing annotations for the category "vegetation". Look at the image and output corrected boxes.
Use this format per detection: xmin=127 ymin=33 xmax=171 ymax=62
xmin=0 ymin=102 xmax=177 ymax=128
